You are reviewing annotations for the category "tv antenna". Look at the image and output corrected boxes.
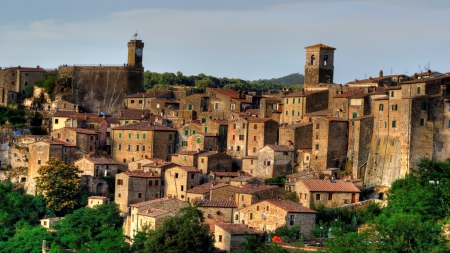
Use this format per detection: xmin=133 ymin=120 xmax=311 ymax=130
xmin=132 ymin=31 xmax=140 ymax=40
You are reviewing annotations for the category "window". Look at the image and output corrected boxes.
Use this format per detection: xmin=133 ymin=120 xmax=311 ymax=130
xmin=286 ymin=99 xmax=288 ymax=104
xmin=142 ymin=133 xmax=146 ymax=139
xmin=328 ymin=193 xmax=333 ymax=200
xmin=289 ymin=215 xmax=295 ymax=225
xmin=391 ymin=91 xmax=394 ymax=97
xmin=148 ymin=180 xmax=153 ymax=186
xmin=188 ymin=105 xmax=193 ymax=110
xmin=219 ymin=235 xmax=222 ymax=242
xmin=136 ymin=133 xmax=140 ymax=139
xmin=352 ymin=112 xmax=357 ymax=118
xmin=204 ymin=127 xmax=208 ymax=133
xmin=315 ymin=134 xmax=318 ymax=140
xmin=266 ymin=206 xmax=269 ymax=211
xmin=138 ymin=193 xmax=142 ymax=198
xmin=128 ymin=133 xmax=132 ymax=139
xmin=197 ymin=138 xmax=201 ymax=144
xmin=155 ymin=180 xmax=159 ymax=186
xmin=169 ymin=134 xmax=173 ymax=140
xmin=241 ymin=195 xmax=244 ymax=201
xmin=175 ymin=173 xmax=179 ymax=178
xmin=201 ymin=118 xmax=206 ymax=123
xmin=38 ymin=159 xmax=41 ymax=165
xmin=316 ymin=194 xmax=321 ymax=200
xmin=130 ymin=100 xmax=135 ymax=104
xmin=315 ymin=144 xmax=319 ymax=150
xmin=118 ymin=144 xmax=122 ymax=150
xmin=316 ymin=123 xmax=320 ymax=129
xmin=184 ymin=156 xmax=187 ymax=161
xmin=391 ymin=104 xmax=398 ymax=111
xmin=298 ymin=98 xmax=301 ymax=103
xmin=292 ymin=98 xmax=295 ymax=104
xmin=231 ymin=104 xmax=236 ymax=110
xmin=201 ymin=158 xmax=204 ymax=163
xmin=233 ymin=135 xmax=235 ymax=140
xmin=249 ymin=213 xmax=253 ymax=220
xmin=254 ymin=136 xmax=256 ymax=141
xmin=236 ymin=146 xmax=240 ymax=151
xmin=124 ymin=120 xmax=129 ymax=125
xmin=38 ymin=146 xmax=43 ymax=152
xmin=136 ymin=145 xmax=139 ymax=151
xmin=127 ymin=145 xmax=131 ymax=151
xmin=138 ymin=100 xmax=142 ymax=104
xmin=233 ymin=123 xmax=236 ymax=129
xmin=417 ymin=87 xmax=421 ymax=94
xmin=117 ymin=179 xmax=123 ymax=185
xmin=214 ymin=103 xmax=219 ymax=110
xmin=118 ymin=132 xmax=122 ymax=138
xmin=292 ymin=110 xmax=295 ymax=116
xmin=123 ymin=159 xmax=126 ymax=162
xmin=392 ymin=121 xmax=397 ymax=128
xmin=285 ymin=111 xmax=288 ymax=115
xmin=118 ymin=194 xmax=121 ymax=198
xmin=250 ymin=160 xmax=253 ymax=165
xmin=191 ymin=174 xmax=194 ymax=179
xmin=421 ymin=102 xmax=427 ymax=110
xmin=182 ymin=141 xmax=188 ymax=146
xmin=181 ymin=185 xmax=184 ymax=191
xmin=420 ymin=118 xmax=424 ymax=126
xmin=311 ymin=54 xmax=315 ymax=65
xmin=256 ymin=205 xmax=260 ymax=211
xmin=379 ymin=104 xmax=384 ymax=111
xmin=239 ymin=135 xmax=244 ymax=140
xmin=55 ymin=119 xmax=59 ymax=124
xmin=184 ymin=130 xmax=189 ymax=136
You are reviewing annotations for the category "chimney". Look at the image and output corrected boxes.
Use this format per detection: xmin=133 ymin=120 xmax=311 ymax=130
xmin=379 ymin=70 xmax=383 ymax=77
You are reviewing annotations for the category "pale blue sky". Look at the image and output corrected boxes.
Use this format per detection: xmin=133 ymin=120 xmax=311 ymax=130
xmin=0 ymin=0 xmax=449 ymax=83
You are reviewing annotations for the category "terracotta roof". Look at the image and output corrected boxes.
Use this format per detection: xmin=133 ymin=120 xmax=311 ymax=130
xmin=129 ymin=198 xmax=177 ymax=207
xmin=208 ymin=87 xmax=239 ymax=98
xmin=198 ymin=151 xmax=227 ymax=157
xmin=179 ymin=166 xmax=200 ymax=173
xmin=281 ymin=122 xmax=313 ymax=129
xmin=265 ymin=200 xmax=317 ymax=213
xmin=230 ymin=176 xmax=259 ymax=182
xmin=186 ymin=183 xmax=214 ymax=194
xmin=214 ymin=221 xmax=263 ymax=235
xmin=304 ymin=109 xmax=332 ymax=116
xmin=125 ymin=90 xmax=172 ymax=98
xmin=210 ymin=119 xmax=229 ymax=125
xmin=247 ymin=109 xmax=260 ymax=114
xmin=84 ymin=157 xmax=118 ymax=165
xmin=198 ymin=200 xmax=237 ymax=208
xmin=119 ymin=109 xmax=152 ymax=120
xmin=156 ymin=98 xmax=179 ymax=104
xmin=286 ymin=171 xmax=318 ymax=179
xmin=174 ymin=151 xmax=201 ymax=156
xmin=112 ymin=121 xmax=176 ymax=131
xmin=142 ymin=160 xmax=174 ymax=168
xmin=304 ymin=43 xmax=336 ymax=50
xmin=264 ymin=145 xmax=293 ymax=152
xmin=345 ymin=74 xmax=405 ymax=85
xmin=105 ymin=117 xmax=120 ymax=124
xmin=246 ymin=117 xmax=273 ymax=123
xmin=53 ymin=111 xmax=76 ymax=117
xmin=65 ymin=127 xmax=98 ymax=135
xmin=137 ymin=208 xmax=171 ymax=218
xmin=40 ymin=138 xmax=76 ymax=147
xmin=299 ymin=179 xmax=361 ymax=193
xmin=123 ymin=171 xmax=161 ymax=178
xmin=238 ymin=184 xmax=278 ymax=194
xmin=211 ymin=171 xmax=251 ymax=177
xmin=88 ymin=196 xmax=109 ymax=199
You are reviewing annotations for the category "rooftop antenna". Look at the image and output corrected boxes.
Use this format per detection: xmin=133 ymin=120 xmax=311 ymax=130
xmin=132 ymin=31 xmax=140 ymax=40
xmin=405 ymin=68 xmax=408 ymax=76
xmin=419 ymin=64 xmax=421 ymax=73
xmin=390 ymin=67 xmax=393 ymax=75
xmin=428 ymin=62 xmax=430 ymax=71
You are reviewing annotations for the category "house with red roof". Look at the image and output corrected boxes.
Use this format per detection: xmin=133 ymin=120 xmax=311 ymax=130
xmin=234 ymin=199 xmax=317 ymax=237
xmin=52 ymin=127 xmax=100 ymax=154
xmin=295 ymin=179 xmax=361 ymax=208
xmin=234 ymin=184 xmax=288 ymax=209
xmin=198 ymin=200 xmax=237 ymax=224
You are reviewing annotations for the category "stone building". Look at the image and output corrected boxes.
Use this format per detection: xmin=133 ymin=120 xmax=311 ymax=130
xmin=241 ymin=156 xmax=258 ymax=175
xmin=187 ymin=133 xmax=218 ymax=152
xmin=209 ymin=171 xmax=251 ymax=184
xmin=234 ymin=200 xmax=317 ymax=237
xmin=171 ymin=151 xmax=200 ymax=167
xmin=163 ymin=166 xmax=201 ymax=200
xmin=280 ymin=90 xmax=329 ymax=125
xmin=186 ymin=183 xmax=241 ymax=203
xmin=229 ymin=176 xmax=265 ymax=187
xmin=214 ymin=222 xmax=263 ymax=252
xmin=75 ymin=157 xmax=119 ymax=195
xmin=56 ymin=38 xmax=145 ymax=115
xmin=227 ymin=117 xmax=278 ymax=168
xmin=0 ymin=66 xmax=47 ymax=105
xmin=26 ymin=139 xmax=79 ymax=195
xmin=87 ymin=196 xmax=110 ymax=208
xmin=284 ymin=170 xmax=319 ymax=192
xmin=52 ymin=127 xmax=100 ymax=154
xmin=126 ymin=198 xmax=189 ymax=239
xmin=310 ymin=117 xmax=348 ymax=175
xmin=279 ymin=123 xmax=313 ymax=171
xmin=115 ymin=171 xmax=161 ymax=214
xmin=197 ymin=151 xmax=232 ymax=174
xmin=256 ymin=145 xmax=294 ymax=179
xmin=178 ymin=121 xmax=202 ymax=152
xmin=259 ymin=97 xmax=282 ymax=122
xmin=234 ymin=184 xmax=287 ymax=209
xmin=347 ymin=115 xmax=373 ymax=179
xmin=202 ymin=119 xmax=228 ymax=152
xmin=207 ymin=88 xmax=253 ymax=117
xmin=111 ymin=122 xmax=177 ymax=166
xmin=294 ymin=179 xmax=360 ymax=208
xmin=303 ymin=44 xmax=336 ymax=85
xmin=198 ymin=200 xmax=237 ymax=224
xmin=131 ymin=209 xmax=174 ymax=238
xmin=123 ymin=90 xmax=173 ymax=111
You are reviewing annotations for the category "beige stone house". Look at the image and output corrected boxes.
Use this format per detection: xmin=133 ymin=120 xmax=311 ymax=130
xmin=284 ymin=170 xmax=318 ymax=192
xmin=208 ymin=171 xmax=250 ymax=184
xmin=198 ymin=151 xmax=232 ymax=174
xmin=235 ymin=184 xmax=287 ymax=209
xmin=185 ymin=183 xmax=240 ymax=203
xmin=115 ymin=171 xmax=161 ymax=214
xmin=123 ymin=90 xmax=173 ymax=111
xmin=278 ymin=122 xmax=313 ymax=171
xmin=52 ymin=127 xmax=100 ymax=154
xmin=75 ymin=157 xmax=119 ymax=195
xmin=131 ymin=209 xmax=174 ymax=238
xmin=256 ymin=145 xmax=294 ymax=179
xmin=214 ymin=222 xmax=263 ymax=252
xmin=111 ymin=122 xmax=177 ymax=166
xmin=187 ymin=133 xmax=218 ymax=152
xmin=241 ymin=156 xmax=258 ymax=175
xmin=27 ymin=138 xmax=79 ymax=195
xmin=87 ymin=196 xmax=110 ymax=208
xmin=234 ymin=200 xmax=317 ymax=237
xmin=198 ymin=200 xmax=237 ymax=224
xmin=295 ymin=179 xmax=361 ymax=208
xmin=163 ymin=166 xmax=201 ymax=200
xmin=280 ymin=90 xmax=329 ymax=125
xmin=229 ymin=176 xmax=265 ymax=187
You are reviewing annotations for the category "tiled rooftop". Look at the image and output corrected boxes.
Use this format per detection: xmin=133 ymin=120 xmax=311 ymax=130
xmin=123 ymin=171 xmax=161 ymax=178
xmin=112 ymin=121 xmax=176 ymax=131
xmin=137 ymin=208 xmax=171 ymax=218
xmin=214 ymin=221 xmax=263 ymax=235
xmin=265 ymin=145 xmax=293 ymax=152
xmin=198 ymin=200 xmax=237 ymax=208
xmin=300 ymin=179 xmax=361 ymax=193
xmin=238 ymin=184 xmax=278 ymax=194
xmin=85 ymin=157 xmax=119 ymax=165
xmin=265 ymin=200 xmax=317 ymax=213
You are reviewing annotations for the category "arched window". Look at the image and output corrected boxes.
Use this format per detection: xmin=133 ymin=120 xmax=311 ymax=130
xmin=323 ymin=55 xmax=328 ymax=65
xmin=311 ymin=54 xmax=315 ymax=65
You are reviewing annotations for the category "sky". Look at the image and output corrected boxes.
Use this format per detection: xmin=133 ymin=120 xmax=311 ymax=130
xmin=0 ymin=0 xmax=449 ymax=84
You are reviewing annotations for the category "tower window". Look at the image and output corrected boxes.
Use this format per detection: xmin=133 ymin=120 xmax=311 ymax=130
xmin=324 ymin=55 xmax=328 ymax=66
xmin=311 ymin=54 xmax=315 ymax=65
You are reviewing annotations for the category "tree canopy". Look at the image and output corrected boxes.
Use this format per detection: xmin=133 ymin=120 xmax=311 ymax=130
xmin=35 ymin=157 xmax=82 ymax=213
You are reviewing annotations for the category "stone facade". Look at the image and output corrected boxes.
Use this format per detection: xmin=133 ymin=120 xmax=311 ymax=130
xmin=52 ymin=127 xmax=99 ymax=154
xmin=214 ymin=222 xmax=263 ymax=252
xmin=198 ymin=200 xmax=237 ymax=224
xmin=187 ymin=133 xmax=218 ymax=151
xmin=87 ymin=196 xmax=110 ymax=208
xmin=281 ymin=90 xmax=329 ymax=124
xmin=304 ymin=44 xmax=336 ymax=85
xmin=115 ymin=171 xmax=161 ymax=214
xmin=75 ymin=157 xmax=118 ymax=195
xmin=234 ymin=200 xmax=317 ymax=237
xmin=197 ymin=151 xmax=232 ymax=174
xmin=256 ymin=145 xmax=294 ymax=179
xmin=163 ymin=166 xmax=201 ymax=200
xmin=234 ymin=185 xmax=288 ymax=209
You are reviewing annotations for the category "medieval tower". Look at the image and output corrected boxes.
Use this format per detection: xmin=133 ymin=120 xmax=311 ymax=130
xmin=304 ymin=44 xmax=336 ymax=85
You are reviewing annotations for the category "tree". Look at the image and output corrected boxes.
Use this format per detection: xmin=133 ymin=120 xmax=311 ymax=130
xmin=35 ymin=157 xmax=82 ymax=213
xmin=0 ymin=221 xmax=53 ymax=253
xmin=135 ymin=206 xmax=214 ymax=253
xmin=51 ymin=204 xmax=127 ymax=252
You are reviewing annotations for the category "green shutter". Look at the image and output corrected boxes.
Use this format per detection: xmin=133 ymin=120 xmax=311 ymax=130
xmin=392 ymin=121 xmax=396 ymax=128
xmin=192 ymin=130 xmax=196 ymax=134
xmin=201 ymin=118 xmax=206 ymax=123
xmin=142 ymin=133 xmax=146 ymax=139
xmin=417 ymin=87 xmax=421 ymax=94
xmin=118 ymin=133 xmax=122 ymax=139
xmin=197 ymin=138 xmax=201 ymax=144
xmin=124 ymin=120 xmax=129 ymax=125
xmin=204 ymin=127 xmax=208 ymax=133
xmin=293 ymin=98 xmax=295 ymax=104
xmin=286 ymin=99 xmax=288 ymax=104
xmin=184 ymin=130 xmax=189 ymax=136
xmin=136 ymin=133 xmax=140 ymax=139
xmin=298 ymin=98 xmax=301 ymax=103
xmin=188 ymin=105 xmax=193 ymax=110
xmin=128 ymin=133 xmax=132 ymax=139
xmin=352 ymin=113 xmax=357 ymax=118
xmin=285 ymin=111 xmax=288 ymax=115
xmin=292 ymin=110 xmax=294 ymax=116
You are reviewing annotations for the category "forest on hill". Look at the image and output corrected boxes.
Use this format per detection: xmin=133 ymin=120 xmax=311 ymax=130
xmin=144 ymin=71 xmax=304 ymax=93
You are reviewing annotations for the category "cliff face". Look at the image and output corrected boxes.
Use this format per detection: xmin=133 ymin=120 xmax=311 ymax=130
xmin=58 ymin=66 xmax=144 ymax=115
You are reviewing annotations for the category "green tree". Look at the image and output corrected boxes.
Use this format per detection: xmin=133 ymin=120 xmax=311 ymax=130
xmin=35 ymin=157 xmax=82 ymax=213
xmin=285 ymin=192 xmax=299 ymax=203
xmin=135 ymin=206 xmax=214 ymax=253
xmin=0 ymin=221 xmax=53 ymax=253
xmin=51 ymin=204 xmax=127 ymax=252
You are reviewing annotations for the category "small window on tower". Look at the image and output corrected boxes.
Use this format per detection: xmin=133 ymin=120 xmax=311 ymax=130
xmin=324 ymin=55 xmax=328 ymax=66
xmin=311 ymin=54 xmax=315 ymax=65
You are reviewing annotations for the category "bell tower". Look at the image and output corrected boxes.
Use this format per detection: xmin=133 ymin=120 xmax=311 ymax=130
xmin=304 ymin=44 xmax=335 ymax=85
xmin=127 ymin=33 xmax=144 ymax=68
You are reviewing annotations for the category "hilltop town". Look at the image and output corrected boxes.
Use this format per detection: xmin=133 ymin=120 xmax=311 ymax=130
xmin=0 ymin=37 xmax=449 ymax=252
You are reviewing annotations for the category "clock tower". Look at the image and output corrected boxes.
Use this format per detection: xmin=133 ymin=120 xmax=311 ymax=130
xmin=127 ymin=34 xmax=144 ymax=68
